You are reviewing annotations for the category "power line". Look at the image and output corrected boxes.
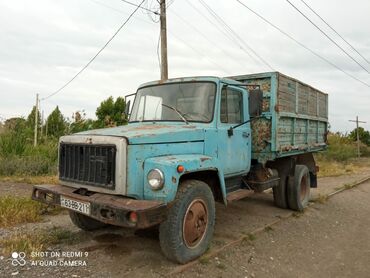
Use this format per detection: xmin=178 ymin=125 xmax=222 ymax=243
xmin=41 ymin=0 xmax=146 ymax=101
xmin=169 ymin=7 xmax=249 ymax=72
xmin=185 ymin=0 xmax=256 ymax=64
xmin=285 ymin=0 xmax=369 ymax=73
xmin=119 ymin=0 xmax=159 ymax=15
xmin=235 ymin=0 xmax=370 ymax=88
xmin=198 ymin=0 xmax=274 ymax=71
xmin=96 ymin=0 xmax=230 ymax=75
xmin=299 ymin=0 xmax=370 ymax=65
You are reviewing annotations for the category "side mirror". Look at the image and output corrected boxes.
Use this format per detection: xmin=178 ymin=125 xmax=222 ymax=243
xmin=249 ymin=89 xmax=263 ymax=117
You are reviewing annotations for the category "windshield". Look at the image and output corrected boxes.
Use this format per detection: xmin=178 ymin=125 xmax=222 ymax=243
xmin=130 ymin=82 xmax=216 ymax=123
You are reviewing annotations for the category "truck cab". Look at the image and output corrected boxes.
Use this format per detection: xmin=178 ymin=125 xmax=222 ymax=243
xmin=32 ymin=73 xmax=328 ymax=264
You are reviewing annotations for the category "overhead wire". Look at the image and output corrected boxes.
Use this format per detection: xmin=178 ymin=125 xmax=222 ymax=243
xmin=185 ymin=0 xmax=256 ymax=63
xmin=198 ymin=0 xmax=274 ymax=71
xmin=299 ymin=0 xmax=370 ymax=65
xmin=119 ymin=0 xmax=158 ymax=15
xmin=235 ymin=0 xmax=370 ymax=88
xmin=285 ymin=0 xmax=369 ymax=73
xmin=103 ymin=0 xmax=231 ymax=75
xmin=41 ymin=0 xmax=146 ymax=100
xmin=169 ymin=8 xmax=249 ymax=72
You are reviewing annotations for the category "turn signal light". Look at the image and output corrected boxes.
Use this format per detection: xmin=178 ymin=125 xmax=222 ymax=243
xmin=129 ymin=211 xmax=138 ymax=223
xmin=177 ymin=165 xmax=185 ymax=173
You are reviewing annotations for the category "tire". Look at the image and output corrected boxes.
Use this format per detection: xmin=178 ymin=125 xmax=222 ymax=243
xmin=273 ymin=174 xmax=288 ymax=209
xmin=287 ymin=165 xmax=311 ymax=211
xmin=159 ymin=179 xmax=215 ymax=264
xmin=69 ymin=211 xmax=107 ymax=231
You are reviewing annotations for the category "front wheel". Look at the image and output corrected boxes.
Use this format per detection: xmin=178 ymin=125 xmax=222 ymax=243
xmin=69 ymin=211 xmax=107 ymax=231
xmin=159 ymin=179 xmax=215 ymax=264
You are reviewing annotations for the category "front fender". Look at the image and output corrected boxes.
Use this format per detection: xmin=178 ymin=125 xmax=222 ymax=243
xmin=143 ymin=154 xmax=226 ymax=204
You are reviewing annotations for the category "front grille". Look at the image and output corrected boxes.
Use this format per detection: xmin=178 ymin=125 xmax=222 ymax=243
xmin=59 ymin=143 xmax=116 ymax=189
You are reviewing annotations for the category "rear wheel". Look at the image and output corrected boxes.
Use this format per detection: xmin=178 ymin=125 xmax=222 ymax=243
xmin=159 ymin=179 xmax=215 ymax=264
xmin=273 ymin=175 xmax=288 ymax=209
xmin=69 ymin=211 xmax=107 ymax=231
xmin=287 ymin=165 xmax=311 ymax=211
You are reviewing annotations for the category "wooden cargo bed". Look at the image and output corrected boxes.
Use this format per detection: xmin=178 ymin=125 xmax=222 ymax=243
xmin=229 ymin=72 xmax=328 ymax=163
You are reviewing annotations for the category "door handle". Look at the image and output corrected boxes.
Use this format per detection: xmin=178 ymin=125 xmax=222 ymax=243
xmin=242 ymin=132 xmax=250 ymax=138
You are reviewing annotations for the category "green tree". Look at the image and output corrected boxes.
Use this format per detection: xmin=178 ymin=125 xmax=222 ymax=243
xmin=69 ymin=111 xmax=94 ymax=134
xmin=24 ymin=105 xmax=42 ymax=142
xmin=46 ymin=106 xmax=67 ymax=138
xmin=95 ymin=96 xmax=127 ymax=128
xmin=0 ymin=117 xmax=28 ymax=156
xmin=349 ymin=127 xmax=370 ymax=146
xmin=26 ymin=106 xmax=41 ymax=130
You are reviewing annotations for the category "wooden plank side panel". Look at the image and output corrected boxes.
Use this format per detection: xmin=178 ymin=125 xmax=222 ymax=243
xmin=318 ymin=94 xmax=328 ymax=118
xmin=276 ymin=116 xmax=326 ymax=152
xmin=277 ymin=76 xmax=296 ymax=113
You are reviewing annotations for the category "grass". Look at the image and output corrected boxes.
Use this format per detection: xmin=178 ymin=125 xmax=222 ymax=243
xmin=0 ymin=227 xmax=78 ymax=256
xmin=0 ymin=175 xmax=58 ymax=185
xmin=264 ymin=226 xmax=273 ymax=232
xmin=199 ymin=256 xmax=210 ymax=265
xmin=0 ymin=196 xmax=64 ymax=228
xmin=312 ymin=194 xmax=329 ymax=204
xmin=292 ymin=211 xmax=305 ymax=218
xmin=314 ymin=133 xmax=370 ymax=177
xmin=0 ymin=196 xmax=43 ymax=228
xmin=216 ymin=262 xmax=227 ymax=270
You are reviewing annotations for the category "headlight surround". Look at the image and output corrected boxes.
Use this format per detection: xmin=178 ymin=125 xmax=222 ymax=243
xmin=147 ymin=169 xmax=164 ymax=190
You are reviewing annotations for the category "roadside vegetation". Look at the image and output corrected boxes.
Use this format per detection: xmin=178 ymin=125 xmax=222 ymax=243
xmin=0 ymin=97 xmax=127 ymax=229
xmin=0 ymin=96 xmax=127 ymax=179
xmin=0 ymin=195 xmax=64 ymax=228
xmin=0 ymin=227 xmax=79 ymax=255
xmin=315 ymin=131 xmax=370 ymax=177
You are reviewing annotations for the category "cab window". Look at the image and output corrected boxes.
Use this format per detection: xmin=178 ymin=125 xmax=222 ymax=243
xmin=220 ymin=87 xmax=243 ymax=124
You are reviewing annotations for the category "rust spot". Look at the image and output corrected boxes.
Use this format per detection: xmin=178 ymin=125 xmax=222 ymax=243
xmin=172 ymin=176 xmax=177 ymax=184
xmin=274 ymin=104 xmax=280 ymax=112
xmin=165 ymin=157 xmax=176 ymax=160
xmin=126 ymin=125 xmax=170 ymax=131
xmin=182 ymin=125 xmax=196 ymax=129
xmin=251 ymin=118 xmax=271 ymax=152
xmin=200 ymin=157 xmax=210 ymax=162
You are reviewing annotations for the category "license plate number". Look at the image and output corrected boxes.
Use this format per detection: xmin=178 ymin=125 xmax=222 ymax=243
xmin=60 ymin=196 xmax=90 ymax=215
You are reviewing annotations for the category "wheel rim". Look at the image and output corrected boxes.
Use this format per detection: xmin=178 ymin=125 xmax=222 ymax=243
xmin=183 ymin=199 xmax=208 ymax=249
xmin=300 ymin=175 xmax=309 ymax=202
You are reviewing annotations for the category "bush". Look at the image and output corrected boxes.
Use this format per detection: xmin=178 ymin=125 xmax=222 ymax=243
xmin=0 ymin=131 xmax=27 ymax=157
xmin=0 ymin=156 xmax=57 ymax=176
xmin=317 ymin=133 xmax=359 ymax=161
xmin=0 ymin=130 xmax=58 ymax=176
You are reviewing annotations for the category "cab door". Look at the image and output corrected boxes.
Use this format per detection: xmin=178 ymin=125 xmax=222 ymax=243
xmin=217 ymin=85 xmax=251 ymax=176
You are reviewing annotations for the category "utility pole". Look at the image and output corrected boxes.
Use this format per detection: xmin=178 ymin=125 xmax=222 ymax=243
xmin=349 ymin=116 xmax=367 ymax=158
xmin=45 ymin=119 xmax=48 ymax=139
xmin=160 ymin=0 xmax=168 ymax=80
xmin=41 ymin=110 xmax=44 ymax=139
xmin=34 ymin=93 xmax=39 ymax=147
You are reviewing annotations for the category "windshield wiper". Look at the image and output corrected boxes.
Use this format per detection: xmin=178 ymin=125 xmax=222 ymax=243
xmin=161 ymin=104 xmax=189 ymax=125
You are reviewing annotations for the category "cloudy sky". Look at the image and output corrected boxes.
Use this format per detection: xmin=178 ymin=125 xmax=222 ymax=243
xmin=0 ymin=0 xmax=369 ymax=131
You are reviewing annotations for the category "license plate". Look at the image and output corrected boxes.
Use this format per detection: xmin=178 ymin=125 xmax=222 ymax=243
xmin=60 ymin=196 xmax=91 ymax=215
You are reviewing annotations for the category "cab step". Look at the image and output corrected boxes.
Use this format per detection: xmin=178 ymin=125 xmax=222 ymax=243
xmin=226 ymin=189 xmax=254 ymax=202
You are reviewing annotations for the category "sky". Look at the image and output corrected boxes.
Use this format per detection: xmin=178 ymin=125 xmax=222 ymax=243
xmin=0 ymin=0 xmax=369 ymax=132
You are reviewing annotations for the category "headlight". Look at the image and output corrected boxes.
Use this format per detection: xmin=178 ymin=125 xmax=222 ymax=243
xmin=147 ymin=169 xmax=164 ymax=190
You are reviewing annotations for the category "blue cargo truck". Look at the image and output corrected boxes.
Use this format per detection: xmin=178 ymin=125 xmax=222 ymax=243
xmin=32 ymin=72 xmax=328 ymax=263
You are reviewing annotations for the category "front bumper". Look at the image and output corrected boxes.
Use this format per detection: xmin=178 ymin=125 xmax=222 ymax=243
xmin=32 ymin=184 xmax=167 ymax=229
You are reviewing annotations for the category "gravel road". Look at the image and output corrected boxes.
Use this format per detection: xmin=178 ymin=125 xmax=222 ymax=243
xmin=178 ymin=180 xmax=370 ymax=278
xmin=0 ymin=175 xmax=369 ymax=277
